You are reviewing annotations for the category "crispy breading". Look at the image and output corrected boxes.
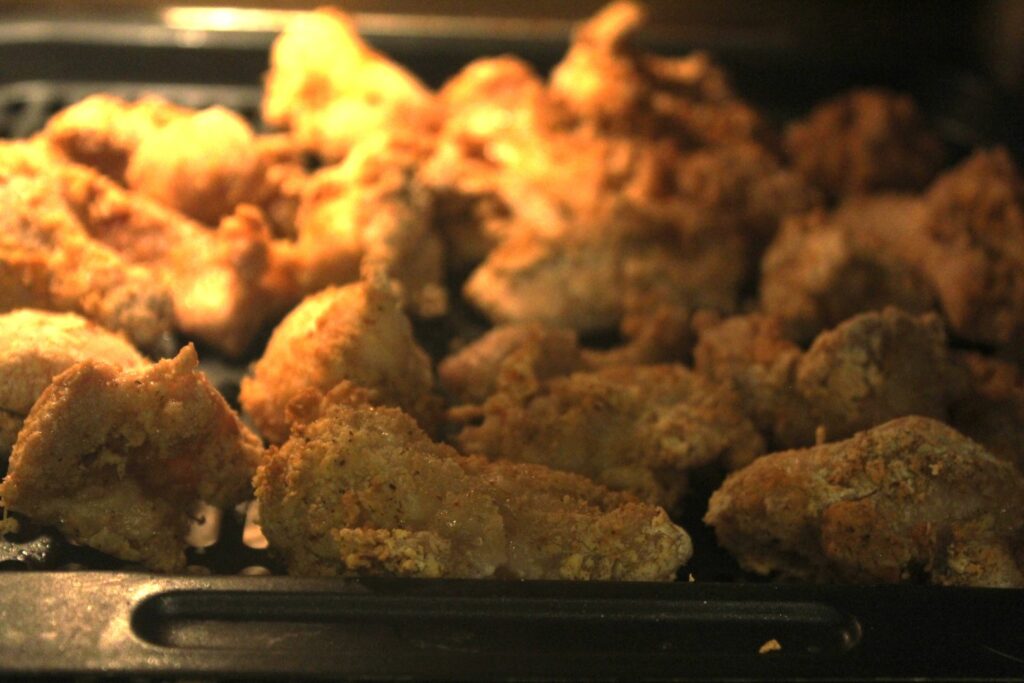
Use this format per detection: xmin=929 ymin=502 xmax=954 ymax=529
xmin=285 ymin=133 xmax=447 ymax=318
xmin=759 ymin=196 xmax=936 ymax=342
xmin=0 ymin=345 xmax=263 ymax=571
xmin=254 ymin=396 xmax=691 ymax=579
xmin=1 ymin=139 xmax=297 ymax=357
xmin=550 ymin=1 xmax=768 ymax=148
xmin=44 ymin=94 xmax=306 ymax=237
xmin=456 ymin=364 xmax=764 ymax=506
xmin=694 ymin=308 xmax=960 ymax=450
xmin=915 ymin=147 xmax=1024 ymax=350
xmin=239 ymin=275 xmax=440 ymax=445
xmin=262 ymin=7 xmax=437 ymax=161
xmin=0 ymin=158 xmax=175 ymax=351
xmin=439 ymin=323 xmax=586 ymax=406
xmin=0 ymin=309 xmax=147 ymax=459
xmin=785 ymin=88 xmax=945 ymax=199
xmin=706 ymin=417 xmax=1024 ymax=587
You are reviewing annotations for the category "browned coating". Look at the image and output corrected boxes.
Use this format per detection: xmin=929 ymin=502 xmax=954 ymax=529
xmin=706 ymin=416 xmax=1024 ymax=587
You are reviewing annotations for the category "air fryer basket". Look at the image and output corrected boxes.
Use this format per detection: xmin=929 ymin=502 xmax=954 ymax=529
xmin=0 ymin=10 xmax=1023 ymax=681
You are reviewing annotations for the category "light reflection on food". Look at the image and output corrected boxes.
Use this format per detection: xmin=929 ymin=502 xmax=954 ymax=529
xmin=0 ymin=1 xmax=1021 ymax=584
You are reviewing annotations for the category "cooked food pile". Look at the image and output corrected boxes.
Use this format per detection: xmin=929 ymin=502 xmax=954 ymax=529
xmin=0 ymin=1 xmax=1021 ymax=586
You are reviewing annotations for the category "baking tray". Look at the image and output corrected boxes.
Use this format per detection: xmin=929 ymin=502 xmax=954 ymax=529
xmin=1 ymin=8 xmax=1023 ymax=681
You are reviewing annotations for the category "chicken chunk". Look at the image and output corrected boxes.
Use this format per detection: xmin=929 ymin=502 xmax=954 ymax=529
xmin=759 ymin=196 xmax=936 ymax=342
xmin=456 ymin=364 xmax=764 ymax=506
xmin=0 ymin=157 xmax=175 ymax=351
xmin=785 ymin=88 xmax=945 ymax=199
xmin=1 ymin=139 xmax=296 ymax=357
xmin=44 ymin=94 xmax=306 ymax=236
xmin=262 ymin=7 xmax=437 ymax=161
xmin=706 ymin=417 xmax=1024 ymax=587
xmin=915 ymin=147 xmax=1024 ymax=351
xmin=438 ymin=323 xmax=586 ymax=406
xmin=285 ymin=132 xmax=447 ymax=318
xmin=0 ymin=309 xmax=148 ymax=460
xmin=254 ymin=394 xmax=691 ymax=580
xmin=694 ymin=308 xmax=961 ymax=450
xmin=549 ymin=1 xmax=767 ymax=148
xmin=0 ymin=345 xmax=264 ymax=572
xmin=239 ymin=274 xmax=440 ymax=445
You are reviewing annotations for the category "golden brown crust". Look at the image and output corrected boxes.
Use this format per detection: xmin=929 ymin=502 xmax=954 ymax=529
xmin=456 ymin=363 xmax=764 ymax=506
xmin=706 ymin=417 xmax=1024 ymax=587
xmin=949 ymin=352 xmax=1024 ymax=471
xmin=262 ymin=7 xmax=437 ymax=162
xmin=254 ymin=400 xmax=691 ymax=580
xmin=785 ymin=88 xmax=945 ymax=199
xmin=695 ymin=308 xmax=960 ymax=450
xmin=239 ymin=277 xmax=440 ymax=445
xmin=0 ymin=346 xmax=263 ymax=571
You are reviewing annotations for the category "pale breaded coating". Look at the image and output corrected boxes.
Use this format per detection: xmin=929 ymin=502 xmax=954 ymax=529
xmin=254 ymin=396 xmax=691 ymax=580
xmin=1 ymin=139 xmax=296 ymax=357
xmin=456 ymin=364 xmax=764 ymax=506
xmin=45 ymin=94 xmax=307 ymax=237
xmin=0 ymin=159 xmax=175 ymax=351
xmin=262 ymin=7 xmax=437 ymax=161
xmin=550 ymin=1 xmax=767 ymax=148
xmin=949 ymin=352 xmax=1024 ymax=471
xmin=706 ymin=417 xmax=1024 ymax=587
xmin=785 ymin=88 xmax=945 ymax=199
xmin=239 ymin=275 xmax=440 ymax=445
xmin=285 ymin=133 xmax=447 ymax=318
xmin=0 ymin=345 xmax=264 ymax=572
xmin=695 ymin=308 xmax=961 ymax=450
xmin=438 ymin=323 xmax=585 ymax=406
xmin=0 ymin=309 xmax=147 ymax=460
xmin=915 ymin=147 xmax=1024 ymax=350
xmin=693 ymin=313 xmax=816 ymax=449
xmin=759 ymin=196 xmax=936 ymax=342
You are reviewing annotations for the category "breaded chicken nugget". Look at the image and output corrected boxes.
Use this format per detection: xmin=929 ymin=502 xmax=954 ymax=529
xmin=695 ymin=308 xmax=961 ymax=450
xmin=706 ymin=417 xmax=1024 ymax=587
xmin=456 ymin=364 xmax=764 ymax=506
xmin=262 ymin=7 xmax=437 ymax=161
xmin=0 ymin=309 xmax=147 ymax=459
xmin=785 ymin=88 xmax=945 ymax=199
xmin=254 ymin=395 xmax=691 ymax=580
xmin=0 ymin=345 xmax=263 ymax=571
xmin=239 ymin=274 xmax=440 ymax=445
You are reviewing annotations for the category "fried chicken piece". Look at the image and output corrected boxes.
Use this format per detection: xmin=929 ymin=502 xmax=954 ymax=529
xmin=421 ymin=56 xmax=558 ymax=271
xmin=693 ymin=313 xmax=815 ymax=450
xmin=0 ymin=161 xmax=175 ymax=351
xmin=694 ymin=308 xmax=961 ymax=450
xmin=949 ymin=352 xmax=1024 ymax=471
xmin=785 ymin=88 xmax=945 ymax=199
xmin=0 ymin=309 xmax=147 ymax=460
xmin=254 ymin=395 xmax=691 ymax=580
xmin=914 ymin=148 xmax=1024 ymax=350
xmin=1 ymin=139 xmax=295 ymax=357
xmin=0 ymin=345 xmax=264 ymax=572
xmin=456 ymin=364 xmax=764 ymax=506
xmin=262 ymin=7 xmax=437 ymax=161
xmin=285 ymin=132 xmax=446 ymax=318
xmin=438 ymin=323 xmax=586 ymax=406
xmin=239 ymin=274 xmax=440 ymax=445
xmin=465 ymin=191 xmax=748 ymax=336
xmin=706 ymin=417 xmax=1024 ymax=587
xmin=759 ymin=196 xmax=936 ymax=342
xmin=45 ymin=94 xmax=307 ymax=236
xmin=549 ymin=1 xmax=768 ymax=148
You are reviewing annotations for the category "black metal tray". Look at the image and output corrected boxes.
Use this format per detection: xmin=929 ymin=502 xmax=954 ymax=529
xmin=1 ymin=8 xmax=1023 ymax=681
